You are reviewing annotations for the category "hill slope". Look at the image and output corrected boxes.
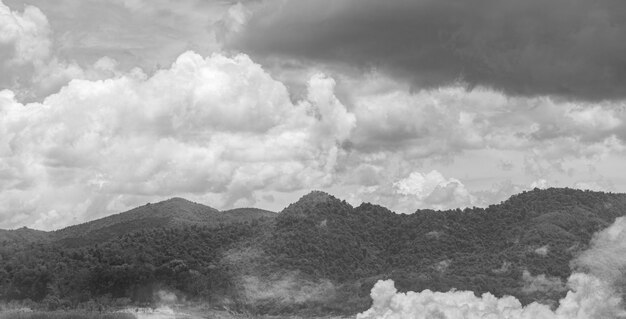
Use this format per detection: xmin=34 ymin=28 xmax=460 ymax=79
xmin=1 ymin=188 xmax=626 ymax=315
xmin=0 ymin=227 xmax=50 ymax=244
xmin=220 ymin=207 xmax=276 ymax=221
xmin=225 ymin=188 xmax=626 ymax=313
xmin=51 ymin=198 xmax=276 ymax=246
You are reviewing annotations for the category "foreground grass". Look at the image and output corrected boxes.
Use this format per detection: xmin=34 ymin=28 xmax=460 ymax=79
xmin=0 ymin=311 xmax=136 ymax=319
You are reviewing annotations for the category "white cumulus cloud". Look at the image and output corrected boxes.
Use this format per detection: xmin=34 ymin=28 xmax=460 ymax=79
xmin=393 ymin=170 xmax=475 ymax=210
xmin=0 ymin=51 xmax=355 ymax=229
xmin=358 ymin=217 xmax=626 ymax=319
xmin=0 ymin=1 xmax=50 ymax=65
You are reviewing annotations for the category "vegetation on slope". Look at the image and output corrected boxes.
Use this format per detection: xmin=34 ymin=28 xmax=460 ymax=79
xmin=50 ymin=198 xmax=275 ymax=247
xmin=1 ymin=188 xmax=626 ymax=315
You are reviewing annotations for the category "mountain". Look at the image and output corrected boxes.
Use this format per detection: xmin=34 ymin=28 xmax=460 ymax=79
xmin=220 ymin=207 xmax=276 ymax=221
xmin=214 ymin=188 xmax=626 ymax=313
xmin=51 ymin=197 xmax=276 ymax=246
xmin=0 ymin=227 xmax=50 ymax=245
xmin=0 ymin=197 xmax=276 ymax=248
xmin=2 ymin=188 xmax=626 ymax=315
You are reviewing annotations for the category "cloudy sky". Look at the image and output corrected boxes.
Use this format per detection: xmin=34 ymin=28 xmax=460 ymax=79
xmin=1 ymin=0 xmax=625 ymax=230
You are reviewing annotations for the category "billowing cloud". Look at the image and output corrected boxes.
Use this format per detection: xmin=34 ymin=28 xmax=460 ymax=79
xmin=522 ymin=270 xmax=566 ymax=294
xmin=357 ymin=217 xmax=626 ymax=319
xmin=9 ymin=0 xmax=240 ymax=72
xmin=0 ymin=0 xmax=250 ymax=101
xmin=3 ymin=0 xmax=626 ymax=230
xmin=228 ymin=0 xmax=626 ymax=100
xmin=531 ymin=180 xmax=549 ymax=190
xmin=574 ymin=180 xmax=614 ymax=192
xmin=336 ymin=74 xmax=626 ymax=211
xmin=3 ymin=50 xmax=626 ymax=227
xmin=0 ymin=51 xmax=355 ymax=229
xmin=0 ymin=1 xmax=131 ymax=101
xmin=345 ymin=170 xmax=475 ymax=214
xmin=357 ymin=274 xmax=624 ymax=319
xmin=215 ymin=3 xmax=252 ymax=44
xmin=393 ymin=170 xmax=475 ymax=210
xmin=341 ymin=75 xmax=626 ymax=165
xmin=0 ymin=0 xmax=51 ymax=96
xmin=575 ymin=216 xmax=626 ymax=286
xmin=0 ymin=1 xmax=50 ymax=65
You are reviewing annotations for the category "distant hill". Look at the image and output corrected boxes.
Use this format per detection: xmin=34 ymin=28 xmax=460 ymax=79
xmin=0 ymin=197 xmax=276 ymax=247
xmin=2 ymin=188 xmax=626 ymax=315
xmin=0 ymin=227 xmax=50 ymax=244
xmin=51 ymin=197 xmax=275 ymax=246
xmin=221 ymin=207 xmax=276 ymax=221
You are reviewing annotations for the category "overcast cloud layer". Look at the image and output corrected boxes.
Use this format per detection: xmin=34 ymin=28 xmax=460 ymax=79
xmin=228 ymin=0 xmax=626 ymax=100
xmin=1 ymin=0 xmax=626 ymax=230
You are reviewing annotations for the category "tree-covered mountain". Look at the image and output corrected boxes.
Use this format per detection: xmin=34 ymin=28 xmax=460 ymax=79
xmin=3 ymin=197 xmax=275 ymax=248
xmin=2 ymin=188 xmax=626 ymax=315
xmin=1 ymin=198 xmax=276 ymax=248
xmin=0 ymin=227 xmax=49 ymax=245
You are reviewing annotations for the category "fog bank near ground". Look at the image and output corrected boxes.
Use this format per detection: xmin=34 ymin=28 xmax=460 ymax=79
xmin=358 ymin=217 xmax=626 ymax=319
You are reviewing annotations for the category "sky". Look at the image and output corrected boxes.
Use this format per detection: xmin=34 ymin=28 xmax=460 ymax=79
xmin=1 ymin=0 xmax=626 ymax=230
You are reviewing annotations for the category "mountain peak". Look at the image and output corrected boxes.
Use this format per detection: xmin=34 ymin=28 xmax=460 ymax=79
xmin=51 ymin=196 xmax=275 ymax=247
xmin=149 ymin=197 xmax=197 ymax=207
xmin=146 ymin=197 xmax=218 ymax=214
xmin=281 ymin=190 xmax=353 ymax=217
xmin=292 ymin=190 xmax=353 ymax=210
xmin=162 ymin=197 xmax=192 ymax=203
xmin=298 ymin=191 xmax=337 ymax=204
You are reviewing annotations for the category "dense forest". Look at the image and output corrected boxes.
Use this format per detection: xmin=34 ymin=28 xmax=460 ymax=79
xmin=2 ymin=188 xmax=626 ymax=315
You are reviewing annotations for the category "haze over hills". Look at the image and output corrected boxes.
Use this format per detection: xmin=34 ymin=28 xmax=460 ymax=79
xmin=2 ymin=188 xmax=626 ymax=315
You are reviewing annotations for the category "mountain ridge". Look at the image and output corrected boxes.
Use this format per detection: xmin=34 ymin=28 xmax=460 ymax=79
xmin=2 ymin=187 xmax=624 ymax=243
xmin=0 ymin=227 xmax=49 ymax=244
xmin=3 ymin=188 xmax=626 ymax=315
xmin=0 ymin=197 xmax=277 ymax=246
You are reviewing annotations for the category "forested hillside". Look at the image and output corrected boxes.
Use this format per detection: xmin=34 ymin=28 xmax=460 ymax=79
xmin=0 ymin=228 xmax=49 ymax=246
xmin=2 ymin=188 xmax=626 ymax=315
xmin=51 ymin=198 xmax=276 ymax=247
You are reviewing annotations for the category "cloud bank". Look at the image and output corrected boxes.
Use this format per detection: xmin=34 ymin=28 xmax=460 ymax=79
xmin=0 ymin=51 xmax=354 ymax=229
xmin=0 ymin=0 xmax=133 ymax=101
xmin=357 ymin=217 xmax=626 ymax=319
xmin=241 ymin=272 xmax=335 ymax=306
xmin=3 ymin=49 xmax=626 ymax=228
xmin=0 ymin=1 xmax=51 ymax=97
xmin=2 ymin=0 xmax=626 ymax=229
xmin=0 ymin=1 xmax=49 ymax=65
xmin=228 ymin=0 xmax=626 ymax=100
xmin=394 ymin=171 xmax=475 ymax=210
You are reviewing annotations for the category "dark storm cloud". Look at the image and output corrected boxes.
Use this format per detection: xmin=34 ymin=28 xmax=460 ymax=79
xmin=228 ymin=0 xmax=626 ymax=100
